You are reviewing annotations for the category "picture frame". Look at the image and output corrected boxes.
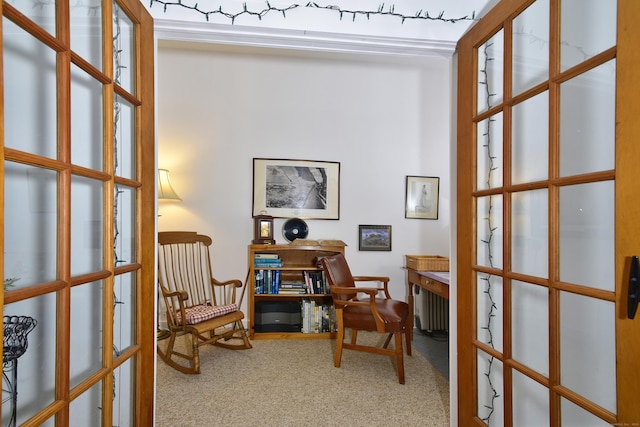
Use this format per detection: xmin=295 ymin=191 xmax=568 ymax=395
xmin=405 ymin=176 xmax=440 ymax=220
xmin=358 ymin=225 xmax=392 ymax=252
xmin=253 ymin=158 xmax=340 ymax=219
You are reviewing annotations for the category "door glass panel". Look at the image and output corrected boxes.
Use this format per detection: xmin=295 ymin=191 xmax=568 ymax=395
xmin=477 ymin=350 xmax=504 ymax=426
xmin=512 ymin=0 xmax=549 ymax=95
xmin=561 ymin=397 xmax=611 ymax=427
xmin=559 ymin=60 xmax=616 ymax=177
xmin=113 ymin=357 xmax=135 ymax=426
xmin=560 ymin=292 xmax=616 ymax=413
xmin=114 ymin=95 xmax=136 ymax=180
xmin=512 ymin=369 xmax=549 ymax=426
xmin=477 ymin=112 xmax=504 ymax=191
xmin=560 ymin=0 xmax=616 ymax=72
xmin=114 ymin=272 xmax=136 ymax=352
xmin=69 ymin=381 xmax=103 ymax=426
xmin=71 ymin=176 xmax=104 ymax=276
xmin=512 ymin=91 xmax=549 ymax=184
xmin=70 ymin=1 xmax=103 ymax=69
xmin=5 ymin=0 xmax=56 ymax=35
xmin=71 ymin=64 xmax=104 ymax=170
xmin=3 ymin=19 xmax=57 ymax=159
xmin=512 ymin=189 xmax=548 ymax=278
xmin=112 ymin=2 xmax=135 ymax=94
xmin=3 ymin=294 xmax=57 ymax=426
xmin=477 ymin=29 xmax=504 ymax=114
xmin=512 ymin=280 xmax=548 ymax=375
xmin=4 ymin=163 xmax=57 ymax=288
xmin=70 ymin=281 xmax=104 ymax=389
xmin=477 ymin=195 xmax=503 ymax=270
xmin=114 ymin=185 xmax=136 ymax=266
xmin=477 ymin=274 xmax=503 ymax=352
xmin=559 ymin=181 xmax=614 ymax=291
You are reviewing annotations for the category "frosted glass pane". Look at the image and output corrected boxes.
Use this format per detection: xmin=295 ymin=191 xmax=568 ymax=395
xmin=113 ymin=357 xmax=135 ymax=426
xmin=113 ymin=2 xmax=135 ymax=94
xmin=3 ymin=294 xmax=57 ymax=426
xmin=477 ymin=195 xmax=503 ymax=270
xmin=477 ymin=274 xmax=503 ymax=352
xmin=559 ymin=181 xmax=614 ymax=291
xmin=71 ymin=64 xmax=103 ymax=170
xmin=512 ymin=92 xmax=548 ymax=184
xmin=71 ymin=176 xmax=104 ymax=276
xmin=561 ymin=0 xmax=616 ymax=71
xmin=560 ymin=60 xmax=615 ymax=177
xmin=513 ymin=370 xmax=549 ymax=426
xmin=114 ymin=96 xmax=136 ymax=180
xmin=477 ymin=113 xmax=504 ymax=191
xmin=560 ymin=292 xmax=616 ymax=413
xmin=70 ymin=281 xmax=103 ymax=388
xmin=114 ymin=185 xmax=136 ymax=266
xmin=69 ymin=381 xmax=102 ymax=426
xmin=512 ymin=190 xmax=548 ymax=278
xmin=512 ymin=281 xmax=548 ymax=375
xmin=561 ymin=397 xmax=611 ymax=427
xmin=4 ymin=162 xmax=57 ymax=288
xmin=70 ymin=0 xmax=103 ymax=69
xmin=512 ymin=0 xmax=549 ymax=95
xmin=5 ymin=0 xmax=55 ymax=35
xmin=3 ymin=19 xmax=57 ymax=159
xmin=477 ymin=350 xmax=504 ymax=426
xmin=477 ymin=29 xmax=504 ymax=114
xmin=114 ymin=273 xmax=136 ymax=353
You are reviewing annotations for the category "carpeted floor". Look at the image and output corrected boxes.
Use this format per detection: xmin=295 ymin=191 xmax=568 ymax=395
xmin=155 ymin=331 xmax=450 ymax=426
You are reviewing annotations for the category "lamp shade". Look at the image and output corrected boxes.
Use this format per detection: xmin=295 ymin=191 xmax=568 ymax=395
xmin=158 ymin=169 xmax=182 ymax=201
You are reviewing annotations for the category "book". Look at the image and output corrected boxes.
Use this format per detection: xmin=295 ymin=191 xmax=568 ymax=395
xmin=254 ymin=253 xmax=280 ymax=259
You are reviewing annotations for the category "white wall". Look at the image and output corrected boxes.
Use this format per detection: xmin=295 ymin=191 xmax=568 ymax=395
xmin=156 ymin=41 xmax=453 ymax=310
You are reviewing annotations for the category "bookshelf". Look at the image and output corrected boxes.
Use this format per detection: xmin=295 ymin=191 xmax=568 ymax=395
xmin=248 ymin=243 xmax=345 ymax=340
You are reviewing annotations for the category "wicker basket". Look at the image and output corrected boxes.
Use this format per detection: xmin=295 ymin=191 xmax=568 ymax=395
xmin=405 ymin=255 xmax=449 ymax=271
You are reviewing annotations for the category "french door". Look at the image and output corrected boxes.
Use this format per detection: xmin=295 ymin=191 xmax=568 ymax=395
xmin=457 ymin=0 xmax=640 ymax=425
xmin=1 ymin=0 xmax=156 ymax=425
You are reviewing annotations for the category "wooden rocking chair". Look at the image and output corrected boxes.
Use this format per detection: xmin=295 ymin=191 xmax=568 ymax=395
xmin=157 ymin=231 xmax=251 ymax=374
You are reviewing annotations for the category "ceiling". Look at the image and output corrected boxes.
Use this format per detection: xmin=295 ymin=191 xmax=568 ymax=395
xmin=150 ymin=0 xmax=498 ymax=57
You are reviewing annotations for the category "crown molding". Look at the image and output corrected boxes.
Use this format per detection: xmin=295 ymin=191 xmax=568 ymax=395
xmin=154 ymin=19 xmax=457 ymax=58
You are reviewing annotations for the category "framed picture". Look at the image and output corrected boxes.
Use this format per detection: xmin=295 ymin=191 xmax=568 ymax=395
xmin=253 ymin=158 xmax=340 ymax=219
xmin=405 ymin=176 xmax=440 ymax=220
xmin=358 ymin=225 xmax=392 ymax=251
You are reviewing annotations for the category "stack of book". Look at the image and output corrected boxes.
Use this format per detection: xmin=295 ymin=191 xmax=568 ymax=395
xmin=254 ymin=253 xmax=283 ymax=267
xmin=300 ymin=300 xmax=336 ymax=333
xmin=254 ymin=253 xmax=282 ymax=294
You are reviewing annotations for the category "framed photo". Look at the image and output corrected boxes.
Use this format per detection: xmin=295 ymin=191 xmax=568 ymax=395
xmin=253 ymin=158 xmax=340 ymax=219
xmin=358 ymin=225 xmax=392 ymax=251
xmin=405 ymin=176 xmax=440 ymax=220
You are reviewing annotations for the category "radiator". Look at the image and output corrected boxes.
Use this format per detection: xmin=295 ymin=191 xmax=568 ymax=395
xmin=414 ymin=285 xmax=449 ymax=333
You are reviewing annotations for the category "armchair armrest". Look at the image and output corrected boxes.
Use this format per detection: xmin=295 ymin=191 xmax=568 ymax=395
xmin=352 ymin=276 xmax=391 ymax=299
xmin=331 ymin=285 xmax=387 ymax=331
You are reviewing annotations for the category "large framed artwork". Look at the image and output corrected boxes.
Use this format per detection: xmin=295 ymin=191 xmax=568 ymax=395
xmin=253 ymin=158 xmax=340 ymax=219
xmin=405 ymin=175 xmax=440 ymax=220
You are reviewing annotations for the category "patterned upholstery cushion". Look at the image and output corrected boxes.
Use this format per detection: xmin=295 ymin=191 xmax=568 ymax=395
xmin=176 ymin=304 xmax=238 ymax=325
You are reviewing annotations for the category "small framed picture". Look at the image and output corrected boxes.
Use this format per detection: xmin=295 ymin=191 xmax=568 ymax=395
xmin=405 ymin=176 xmax=440 ymax=220
xmin=358 ymin=225 xmax=392 ymax=251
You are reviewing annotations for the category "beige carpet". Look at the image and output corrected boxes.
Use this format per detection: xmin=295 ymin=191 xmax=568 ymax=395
xmin=155 ymin=331 xmax=449 ymax=427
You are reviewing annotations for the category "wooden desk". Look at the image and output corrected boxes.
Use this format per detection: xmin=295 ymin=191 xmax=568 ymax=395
xmin=406 ymin=269 xmax=449 ymax=344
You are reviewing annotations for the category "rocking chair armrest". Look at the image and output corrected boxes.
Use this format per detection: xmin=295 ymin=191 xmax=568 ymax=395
xmin=161 ymin=288 xmax=189 ymax=301
xmin=211 ymin=278 xmax=243 ymax=288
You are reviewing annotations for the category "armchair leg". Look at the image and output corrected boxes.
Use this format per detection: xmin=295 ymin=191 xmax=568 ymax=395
xmin=335 ymin=317 xmax=345 ymax=368
xmin=395 ymin=332 xmax=405 ymax=384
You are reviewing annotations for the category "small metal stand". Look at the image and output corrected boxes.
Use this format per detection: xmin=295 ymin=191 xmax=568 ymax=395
xmin=3 ymin=316 xmax=37 ymax=427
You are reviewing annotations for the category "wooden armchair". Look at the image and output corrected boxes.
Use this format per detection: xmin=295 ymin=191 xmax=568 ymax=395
xmin=320 ymin=253 xmax=410 ymax=384
xmin=157 ymin=231 xmax=251 ymax=374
